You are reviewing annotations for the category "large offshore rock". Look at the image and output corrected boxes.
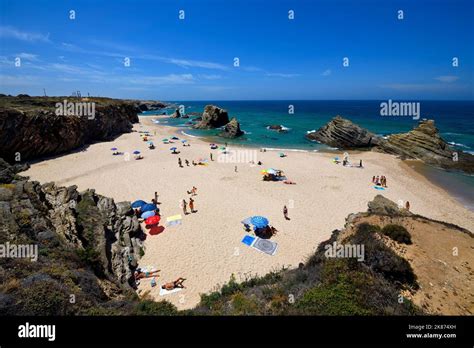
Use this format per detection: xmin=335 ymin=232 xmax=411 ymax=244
xmin=375 ymin=119 xmax=474 ymax=173
xmin=193 ymin=105 xmax=229 ymax=129
xmin=306 ymin=116 xmax=380 ymax=148
xmin=219 ymin=118 xmax=244 ymax=138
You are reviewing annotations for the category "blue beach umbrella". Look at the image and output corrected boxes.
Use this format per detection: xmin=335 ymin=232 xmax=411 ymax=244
xmin=111 ymin=147 xmax=118 ymax=151
xmin=181 ymin=139 xmax=187 ymax=143
xmin=131 ymin=200 xmax=147 ymax=209
xmin=141 ymin=203 xmax=157 ymax=213
xmin=133 ymin=150 xmax=141 ymax=155
xmin=141 ymin=210 xmax=156 ymax=219
xmin=170 ymin=147 xmax=177 ymax=151
xmin=250 ymin=216 xmax=269 ymax=229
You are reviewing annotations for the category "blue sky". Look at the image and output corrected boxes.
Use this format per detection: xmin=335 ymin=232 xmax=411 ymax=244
xmin=0 ymin=0 xmax=473 ymax=100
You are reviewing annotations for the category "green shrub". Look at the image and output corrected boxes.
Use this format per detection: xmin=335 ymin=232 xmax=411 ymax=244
xmin=134 ymin=300 xmax=178 ymax=315
xmin=231 ymin=292 xmax=259 ymax=315
xmin=381 ymin=224 xmax=412 ymax=244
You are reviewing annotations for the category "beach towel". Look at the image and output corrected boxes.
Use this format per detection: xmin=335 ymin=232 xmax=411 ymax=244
xmin=159 ymin=286 xmax=183 ymax=296
xmin=241 ymin=235 xmax=256 ymax=246
xmin=253 ymin=238 xmax=278 ymax=255
xmin=166 ymin=214 xmax=182 ymax=227
xmin=373 ymin=186 xmax=385 ymax=190
xmin=241 ymin=236 xmax=278 ymax=255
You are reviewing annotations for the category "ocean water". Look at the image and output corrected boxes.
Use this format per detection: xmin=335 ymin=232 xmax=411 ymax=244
xmin=142 ymin=100 xmax=474 ymax=210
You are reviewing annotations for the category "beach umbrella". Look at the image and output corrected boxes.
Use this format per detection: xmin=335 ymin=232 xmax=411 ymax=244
xmin=131 ymin=200 xmax=147 ymax=209
xmin=145 ymin=215 xmax=161 ymax=225
xmin=162 ymin=138 xmax=169 ymax=142
xmin=219 ymin=146 xmax=226 ymax=150
xmin=171 ymin=136 xmax=179 ymax=140
xmin=141 ymin=210 xmax=155 ymax=219
xmin=133 ymin=150 xmax=141 ymax=155
xmin=141 ymin=203 xmax=156 ymax=212
xmin=181 ymin=139 xmax=187 ymax=143
xmin=111 ymin=147 xmax=118 ymax=151
xmin=267 ymin=168 xmax=277 ymax=175
xmin=250 ymin=216 xmax=269 ymax=229
xmin=279 ymin=152 xmax=285 ymax=157
xmin=170 ymin=147 xmax=177 ymax=151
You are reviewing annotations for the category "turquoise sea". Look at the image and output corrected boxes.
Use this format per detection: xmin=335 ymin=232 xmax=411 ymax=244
xmin=141 ymin=100 xmax=474 ymax=210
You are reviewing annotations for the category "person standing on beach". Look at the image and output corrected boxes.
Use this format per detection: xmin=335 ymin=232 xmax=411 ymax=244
xmin=178 ymin=158 xmax=182 ymax=168
xmin=235 ymin=166 xmax=238 ymax=173
xmin=189 ymin=198 xmax=195 ymax=213
xmin=359 ymin=160 xmax=363 ymax=168
xmin=185 ymin=159 xmax=189 ymax=166
xmin=210 ymin=153 xmax=213 ymax=161
xmin=372 ymin=176 xmax=376 ymax=183
xmin=283 ymin=205 xmax=290 ymax=220
xmin=181 ymin=199 xmax=188 ymax=215
xmin=405 ymin=201 xmax=410 ymax=211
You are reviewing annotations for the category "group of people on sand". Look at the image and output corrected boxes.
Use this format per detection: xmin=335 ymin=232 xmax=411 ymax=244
xmin=181 ymin=186 xmax=198 ymax=215
xmin=372 ymin=175 xmax=388 ymax=187
xmin=134 ymin=269 xmax=186 ymax=290
xmin=178 ymin=157 xmax=203 ymax=167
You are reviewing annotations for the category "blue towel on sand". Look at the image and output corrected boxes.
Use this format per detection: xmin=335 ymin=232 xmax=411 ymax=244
xmin=242 ymin=235 xmax=256 ymax=246
xmin=374 ymin=186 xmax=385 ymax=190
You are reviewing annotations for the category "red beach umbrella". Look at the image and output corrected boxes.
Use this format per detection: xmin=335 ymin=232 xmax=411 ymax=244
xmin=145 ymin=215 xmax=161 ymax=225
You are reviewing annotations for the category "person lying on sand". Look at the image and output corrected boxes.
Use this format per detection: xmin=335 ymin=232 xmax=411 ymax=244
xmin=162 ymin=277 xmax=186 ymax=290
xmin=134 ymin=269 xmax=160 ymax=280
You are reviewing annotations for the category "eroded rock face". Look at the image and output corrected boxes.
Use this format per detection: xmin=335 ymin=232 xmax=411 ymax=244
xmin=171 ymin=108 xmax=181 ymax=118
xmin=193 ymin=105 xmax=229 ymax=129
xmin=0 ymin=158 xmax=144 ymax=290
xmin=219 ymin=118 xmax=244 ymax=138
xmin=136 ymin=100 xmax=166 ymax=111
xmin=0 ymin=96 xmax=140 ymax=163
xmin=375 ymin=120 xmax=474 ymax=173
xmin=306 ymin=116 xmax=380 ymax=148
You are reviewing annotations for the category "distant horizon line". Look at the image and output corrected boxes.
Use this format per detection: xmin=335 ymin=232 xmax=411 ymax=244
xmin=2 ymin=94 xmax=473 ymax=102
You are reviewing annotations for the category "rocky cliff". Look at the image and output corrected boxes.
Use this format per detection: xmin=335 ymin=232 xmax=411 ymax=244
xmin=0 ymin=158 xmax=179 ymax=315
xmin=0 ymin=96 xmax=140 ymax=163
xmin=306 ymin=116 xmax=380 ymax=148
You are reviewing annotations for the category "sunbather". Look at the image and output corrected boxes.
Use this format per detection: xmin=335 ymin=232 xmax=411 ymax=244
xmin=134 ymin=269 xmax=160 ymax=280
xmin=162 ymin=277 xmax=186 ymax=290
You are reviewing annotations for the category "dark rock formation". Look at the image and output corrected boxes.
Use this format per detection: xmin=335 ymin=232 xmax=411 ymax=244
xmin=136 ymin=100 xmax=166 ymax=112
xmin=171 ymin=108 xmax=181 ymax=118
xmin=219 ymin=118 xmax=244 ymax=138
xmin=0 ymin=96 xmax=139 ymax=163
xmin=193 ymin=105 xmax=229 ymax=129
xmin=375 ymin=119 xmax=474 ymax=173
xmin=0 ymin=158 xmax=179 ymax=315
xmin=306 ymin=116 xmax=380 ymax=148
xmin=0 ymin=158 xmax=144 ymax=290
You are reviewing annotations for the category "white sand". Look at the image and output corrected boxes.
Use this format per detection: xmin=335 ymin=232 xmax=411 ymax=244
xmin=23 ymin=116 xmax=474 ymax=309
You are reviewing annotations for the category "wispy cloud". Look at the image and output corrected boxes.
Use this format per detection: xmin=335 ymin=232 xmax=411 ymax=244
xmin=198 ymin=74 xmax=222 ymax=80
xmin=0 ymin=26 xmax=50 ymax=42
xmin=434 ymin=75 xmax=459 ymax=83
xmin=16 ymin=53 xmax=39 ymax=61
xmin=128 ymin=74 xmax=195 ymax=85
xmin=266 ymin=72 xmax=300 ymax=78
xmin=321 ymin=69 xmax=331 ymax=76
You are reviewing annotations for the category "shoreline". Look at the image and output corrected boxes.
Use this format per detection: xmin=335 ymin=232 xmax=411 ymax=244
xmin=145 ymin=115 xmax=474 ymax=212
xmin=21 ymin=116 xmax=474 ymax=310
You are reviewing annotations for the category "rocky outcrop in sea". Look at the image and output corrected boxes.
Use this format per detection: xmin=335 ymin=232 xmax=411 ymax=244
xmin=193 ymin=105 xmax=229 ymax=129
xmin=306 ymin=116 xmax=380 ymax=148
xmin=219 ymin=117 xmax=244 ymax=138
xmin=307 ymin=116 xmax=474 ymax=174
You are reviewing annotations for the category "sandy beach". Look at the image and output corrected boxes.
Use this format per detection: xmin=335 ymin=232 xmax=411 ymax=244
xmin=23 ymin=116 xmax=474 ymax=310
